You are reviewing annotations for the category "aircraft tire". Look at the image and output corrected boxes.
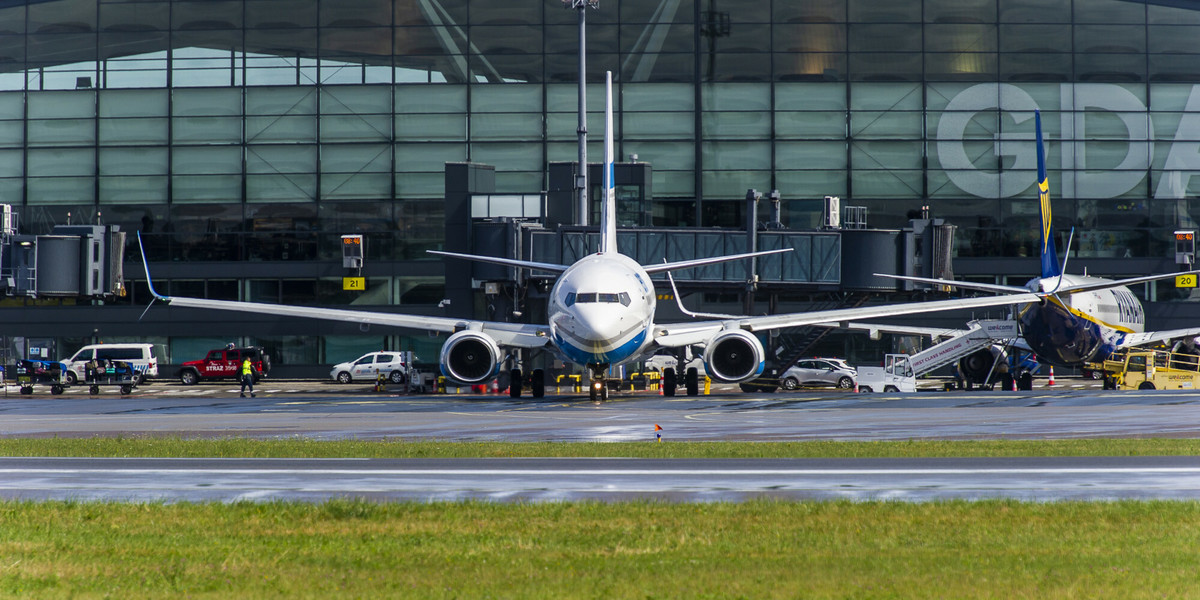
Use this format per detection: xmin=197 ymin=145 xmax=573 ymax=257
xmin=1018 ymin=372 xmax=1033 ymax=391
xmin=509 ymin=368 xmax=522 ymax=398
xmin=531 ymin=369 xmax=545 ymax=398
xmin=686 ymin=367 xmax=699 ymax=396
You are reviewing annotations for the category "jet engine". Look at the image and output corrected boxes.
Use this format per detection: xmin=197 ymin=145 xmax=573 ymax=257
xmin=957 ymin=345 xmax=1007 ymax=384
xmin=703 ymin=329 xmax=765 ymax=383
xmin=439 ymin=330 xmax=502 ymax=384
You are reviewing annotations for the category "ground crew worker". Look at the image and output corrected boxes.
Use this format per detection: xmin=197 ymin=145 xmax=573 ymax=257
xmin=240 ymin=356 xmax=256 ymax=398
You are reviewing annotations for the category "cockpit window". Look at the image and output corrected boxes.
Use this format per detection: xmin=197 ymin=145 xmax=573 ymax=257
xmin=569 ymin=292 xmax=630 ymax=305
xmin=564 ymin=292 xmax=576 ymax=307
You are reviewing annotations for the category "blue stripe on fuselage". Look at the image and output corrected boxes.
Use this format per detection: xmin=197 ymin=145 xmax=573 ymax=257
xmin=554 ymin=327 xmax=647 ymax=367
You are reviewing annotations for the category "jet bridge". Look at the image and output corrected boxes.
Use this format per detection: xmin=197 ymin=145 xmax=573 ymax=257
xmin=0 ymin=206 xmax=126 ymax=299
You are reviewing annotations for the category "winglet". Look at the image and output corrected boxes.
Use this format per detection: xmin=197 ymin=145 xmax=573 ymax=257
xmin=136 ymin=231 xmax=168 ymax=301
xmin=1035 ymin=110 xmax=1062 ymax=279
xmin=665 ymin=264 xmax=741 ymax=319
xmin=599 ymin=70 xmax=617 ymax=254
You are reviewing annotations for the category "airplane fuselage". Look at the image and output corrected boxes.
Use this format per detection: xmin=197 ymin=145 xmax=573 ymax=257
xmin=546 ymin=252 xmax=656 ymax=369
xmin=1019 ymin=274 xmax=1144 ymax=367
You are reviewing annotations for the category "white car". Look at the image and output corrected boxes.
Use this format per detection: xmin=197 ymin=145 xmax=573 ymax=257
xmin=330 ymin=352 xmax=409 ymax=384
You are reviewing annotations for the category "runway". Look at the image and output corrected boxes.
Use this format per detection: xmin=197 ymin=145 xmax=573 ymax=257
xmin=5 ymin=382 xmax=1200 ymax=502
xmin=3 ymin=456 xmax=1199 ymax=503
xmin=1 ymin=383 xmax=1198 ymax=442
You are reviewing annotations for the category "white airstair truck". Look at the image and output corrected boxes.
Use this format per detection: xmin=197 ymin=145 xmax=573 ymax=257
xmin=856 ymin=319 xmax=1020 ymax=392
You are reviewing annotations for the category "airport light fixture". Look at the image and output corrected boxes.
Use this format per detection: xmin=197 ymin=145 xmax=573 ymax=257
xmin=563 ymin=0 xmax=599 ymax=226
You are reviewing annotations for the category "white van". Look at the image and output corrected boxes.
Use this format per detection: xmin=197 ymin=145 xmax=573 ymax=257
xmin=60 ymin=343 xmax=160 ymax=384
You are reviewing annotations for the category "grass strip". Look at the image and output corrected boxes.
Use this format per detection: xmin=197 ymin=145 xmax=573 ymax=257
xmin=2 ymin=437 xmax=1200 ymax=459
xmin=2 ymin=499 xmax=1199 ymax=599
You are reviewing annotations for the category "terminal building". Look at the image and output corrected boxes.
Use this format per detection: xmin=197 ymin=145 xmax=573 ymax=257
xmin=2 ymin=0 xmax=1199 ymax=376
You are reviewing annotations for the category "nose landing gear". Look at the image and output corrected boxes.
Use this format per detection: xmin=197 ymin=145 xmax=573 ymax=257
xmin=588 ymin=364 xmax=610 ymax=401
xmin=588 ymin=377 xmax=608 ymax=401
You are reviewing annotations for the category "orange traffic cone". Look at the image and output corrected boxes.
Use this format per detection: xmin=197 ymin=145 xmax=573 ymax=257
xmin=1011 ymin=377 xmax=1017 ymax=391
xmin=1048 ymin=366 xmax=1055 ymax=386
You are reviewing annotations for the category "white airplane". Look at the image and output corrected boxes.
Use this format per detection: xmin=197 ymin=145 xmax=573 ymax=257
xmin=141 ymin=72 xmax=1046 ymax=400
xmin=881 ymin=110 xmax=1200 ymax=384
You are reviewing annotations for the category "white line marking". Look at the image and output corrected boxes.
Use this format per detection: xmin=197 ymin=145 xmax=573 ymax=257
xmin=1 ymin=468 xmax=1199 ymax=476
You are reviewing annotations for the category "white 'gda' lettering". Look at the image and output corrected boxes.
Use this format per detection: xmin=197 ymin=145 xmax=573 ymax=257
xmin=937 ymin=83 xmax=1038 ymax=198
xmin=936 ymin=83 xmax=1157 ymax=199
xmin=1155 ymin=87 xmax=1200 ymax=199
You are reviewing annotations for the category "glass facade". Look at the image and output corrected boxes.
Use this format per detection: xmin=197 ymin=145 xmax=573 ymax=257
xmin=1 ymin=0 xmax=1199 ymax=259
xmin=7 ymin=0 xmax=1200 ymax=366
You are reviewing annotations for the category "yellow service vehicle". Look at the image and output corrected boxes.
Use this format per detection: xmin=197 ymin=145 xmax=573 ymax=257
xmin=1101 ymin=349 xmax=1200 ymax=390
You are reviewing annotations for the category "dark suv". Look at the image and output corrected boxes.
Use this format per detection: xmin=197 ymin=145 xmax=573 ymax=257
xmin=178 ymin=346 xmax=272 ymax=385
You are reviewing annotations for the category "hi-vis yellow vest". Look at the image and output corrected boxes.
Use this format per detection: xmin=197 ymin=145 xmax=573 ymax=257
xmin=241 ymin=360 xmax=252 ymax=376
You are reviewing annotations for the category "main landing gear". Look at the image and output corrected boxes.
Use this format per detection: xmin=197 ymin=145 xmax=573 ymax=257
xmin=660 ymin=367 xmax=701 ymax=397
xmin=506 ymin=367 xmax=546 ymax=398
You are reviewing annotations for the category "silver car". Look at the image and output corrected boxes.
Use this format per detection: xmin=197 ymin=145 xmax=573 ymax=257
xmin=780 ymin=358 xmax=857 ymax=390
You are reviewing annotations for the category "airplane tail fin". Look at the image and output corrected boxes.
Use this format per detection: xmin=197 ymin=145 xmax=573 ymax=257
xmin=599 ymin=70 xmax=617 ymax=254
xmin=1035 ymin=110 xmax=1062 ymax=279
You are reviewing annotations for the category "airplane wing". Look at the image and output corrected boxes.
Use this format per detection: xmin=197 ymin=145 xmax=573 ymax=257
xmin=153 ymin=296 xmax=552 ymax=349
xmin=642 ymin=248 xmax=792 ymax=274
xmin=427 ymin=250 xmax=569 ymax=274
xmin=650 ymin=292 xmax=1042 ymax=347
xmin=137 ymin=233 xmax=551 ymax=349
xmin=874 ymin=274 xmax=1030 ymax=294
xmin=877 ymin=270 xmax=1200 ymax=295
xmin=1116 ymin=328 xmax=1200 ymax=350
xmin=812 ymin=321 xmax=971 ymax=339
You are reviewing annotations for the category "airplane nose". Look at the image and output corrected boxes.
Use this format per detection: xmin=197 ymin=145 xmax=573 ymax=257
xmin=572 ymin=307 xmax=624 ymax=342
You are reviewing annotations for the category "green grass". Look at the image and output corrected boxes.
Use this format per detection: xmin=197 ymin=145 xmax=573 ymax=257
xmin=2 ymin=436 xmax=1200 ymax=458
xmin=2 ymin=499 xmax=1199 ymax=598
xmin=3 ymin=438 xmax=1199 ymax=597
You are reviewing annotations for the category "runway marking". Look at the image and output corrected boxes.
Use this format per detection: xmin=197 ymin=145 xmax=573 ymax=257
xmin=2 ymin=467 xmax=1200 ymax=476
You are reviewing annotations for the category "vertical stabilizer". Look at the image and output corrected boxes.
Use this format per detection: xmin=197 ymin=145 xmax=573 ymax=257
xmin=1036 ymin=110 xmax=1062 ymax=279
xmin=599 ymin=71 xmax=617 ymax=254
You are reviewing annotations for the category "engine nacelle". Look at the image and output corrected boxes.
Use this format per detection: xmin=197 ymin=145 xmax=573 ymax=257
xmin=439 ymin=330 xmax=502 ymax=384
xmin=703 ymin=329 xmax=765 ymax=383
xmin=957 ymin=345 xmax=1007 ymax=384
